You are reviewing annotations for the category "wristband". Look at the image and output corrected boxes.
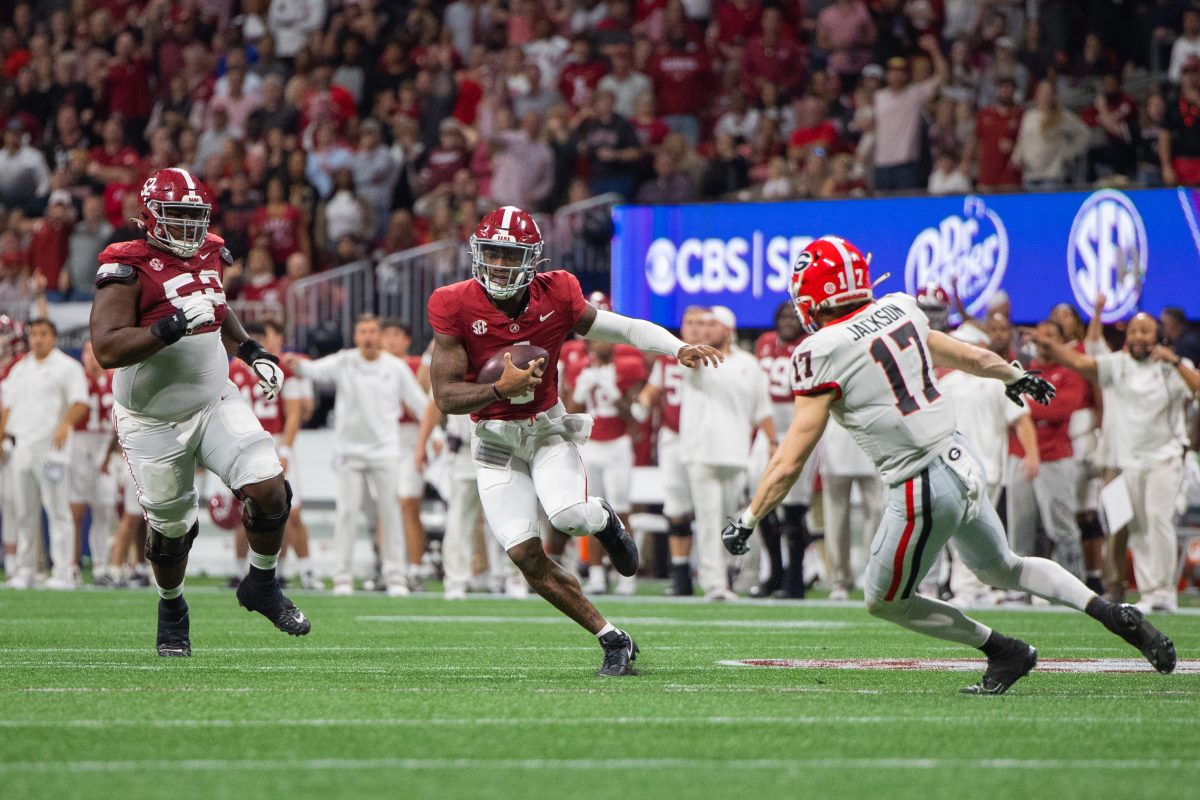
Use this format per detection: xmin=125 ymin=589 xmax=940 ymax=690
xmin=277 ymin=446 xmax=293 ymax=461
xmin=491 ymin=382 xmax=504 ymax=401
xmin=738 ymin=508 xmax=760 ymax=528
xmin=150 ymin=310 xmax=187 ymax=345
xmin=238 ymin=338 xmax=278 ymax=366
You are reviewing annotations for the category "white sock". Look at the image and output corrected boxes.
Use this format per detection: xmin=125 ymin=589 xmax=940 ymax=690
xmin=1016 ymin=557 xmax=1093 ymax=611
xmin=248 ymin=548 xmax=278 ymax=571
xmin=671 ymin=556 xmax=689 ymax=566
xmin=237 ymin=557 xmax=248 ymax=575
xmin=596 ymin=622 xmax=616 ymax=639
xmin=297 ymin=557 xmax=311 ymax=574
xmin=157 ymin=580 xmax=184 ymax=600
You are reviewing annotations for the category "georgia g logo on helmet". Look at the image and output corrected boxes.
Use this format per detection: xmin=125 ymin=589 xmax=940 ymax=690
xmin=140 ymin=168 xmax=213 ymax=258
xmin=469 ymin=206 xmax=545 ymax=300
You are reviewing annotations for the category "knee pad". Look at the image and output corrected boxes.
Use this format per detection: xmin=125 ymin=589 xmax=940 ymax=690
xmin=1077 ymin=512 xmax=1104 ymax=542
xmin=145 ymin=523 xmax=198 ymax=567
xmin=549 ymin=498 xmax=608 ymax=537
xmin=237 ymin=480 xmax=292 ymax=534
xmin=667 ymin=518 xmax=692 ymax=538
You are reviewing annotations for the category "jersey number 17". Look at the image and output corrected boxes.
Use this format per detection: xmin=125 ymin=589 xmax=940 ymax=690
xmin=868 ymin=321 xmax=940 ymax=416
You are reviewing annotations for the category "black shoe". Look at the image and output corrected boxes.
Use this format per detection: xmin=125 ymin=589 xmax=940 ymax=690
xmin=961 ymin=639 xmax=1037 ymax=695
xmin=666 ymin=563 xmax=694 ymax=597
xmin=156 ymin=598 xmax=191 ymax=657
xmin=226 ymin=575 xmax=242 ymax=590
xmin=128 ymin=572 xmax=151 ymax=588
xmin=594 ymin=499 xmax=638 ymax=578
xmin=748 ymin=573 xmax=781 ymax=599
xmin=236 ymin=573 xmax=312 ymax=636
xmin=598 ymin=629 xmax=638 ymax=677
xmin=1104 ymin=604 xmax=1176 ymax=674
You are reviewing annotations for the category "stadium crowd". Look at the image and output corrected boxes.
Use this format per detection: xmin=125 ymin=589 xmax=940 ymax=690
xmin=4 ymin=1 xmax=1200 ymax=302
xmin=0 ymin=2 xmax=1198 ymax=613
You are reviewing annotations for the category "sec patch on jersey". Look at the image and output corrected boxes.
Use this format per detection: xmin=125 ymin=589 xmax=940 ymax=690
xmin=476 ymin=344 xmax=550 ymax=384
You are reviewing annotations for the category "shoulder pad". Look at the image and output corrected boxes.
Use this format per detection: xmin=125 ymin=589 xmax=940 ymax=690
xmin=95 ymin=262 xmax=137 ymax=289
xmin=220 ymin=247 xmax=234 ymax=266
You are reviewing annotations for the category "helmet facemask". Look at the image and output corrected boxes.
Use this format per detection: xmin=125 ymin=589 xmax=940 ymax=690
xmin=470 ymin=237 xmax=542 ymax=300
xmin=147 ymin=200 xmax=210 ymax=258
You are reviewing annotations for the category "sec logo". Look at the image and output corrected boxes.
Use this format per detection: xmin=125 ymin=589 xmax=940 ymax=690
xmin=1066 ymin=189 xmax=1147 ymax=324
xmin=472 ymin=320 xmax=488 ymax=336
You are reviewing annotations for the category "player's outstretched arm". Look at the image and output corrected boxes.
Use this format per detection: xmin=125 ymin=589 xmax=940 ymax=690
xmin=430 ymin=333 xmax=543 ymax=415
xmin=89 ymin=280 xmax=174 ymax=369
xmin=928 ymin=330 xmax=1058 ymax=405
xmin=724 ymin=392 xmax=832 ymax=555
xmin=574 ymin=305 xmax=722 ymax=367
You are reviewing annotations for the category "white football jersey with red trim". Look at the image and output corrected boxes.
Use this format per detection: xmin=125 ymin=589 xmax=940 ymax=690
xmin=790 ymin=292 xmax=956 ymax=484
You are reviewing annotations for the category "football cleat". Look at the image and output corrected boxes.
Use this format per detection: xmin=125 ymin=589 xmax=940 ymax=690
xmin=598 ymin=629 xmax=639 ymax=677
xmin=961 ymin=639 xmax=1037 ymax=696
xmin=236 ymin=575 xmax=312 ymax=636
xmin=1104 ymin=604 xmax=1176 ymax=674
xmin=156 ymin=598 xmax=192 ymax=657
xmin=594 ymin=499 xmax=638 ymax=577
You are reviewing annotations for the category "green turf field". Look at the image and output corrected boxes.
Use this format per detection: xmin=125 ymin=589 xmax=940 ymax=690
xmin=1 ymin=586 xmax=1197 ymax=800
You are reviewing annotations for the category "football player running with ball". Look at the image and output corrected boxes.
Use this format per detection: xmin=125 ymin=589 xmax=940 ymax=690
xmin=428 ymin=206 xmax=721 ymax=676
xmin=89 ymin=168 xmax=309 ymax=657
xmin=723 ymin=236 xmax=1175 ymax=694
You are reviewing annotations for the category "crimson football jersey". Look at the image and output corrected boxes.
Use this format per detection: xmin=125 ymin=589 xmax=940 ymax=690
xmin=755 ymin=331 xmax=804 ymax=403
xmin=95 ymin=233 xmax=231 ymax=420
xmin=96 ymin=233 xmax=229 ymax=333
xmin=569 ymin=355 xmax=648 ymax=441
xmin=398 ymin=355 xmax=425 ymax=424
xmin=74 ymin=370 xmax=115 ymax=433
xmin=427 ymin=271 xmax=588 ymax=421
xmin=647 ymin=354 xmax=683 ymax=432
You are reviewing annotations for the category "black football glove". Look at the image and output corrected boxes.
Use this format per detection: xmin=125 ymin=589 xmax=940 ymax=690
xmin=722 ymin=517 xmax=755 ymax=556
xmin=1004 ymin=361 xmax=1056 ymax=407
xmin=238 ymin=339 xmax=284 ymax=401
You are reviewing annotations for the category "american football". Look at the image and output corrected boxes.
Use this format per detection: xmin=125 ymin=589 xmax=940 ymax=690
xmin=475 ymin=344 xmax=550 ymax=384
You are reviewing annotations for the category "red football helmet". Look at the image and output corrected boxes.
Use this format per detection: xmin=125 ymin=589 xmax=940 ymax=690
xmin=916 ymin=283 xmax=951 ymax=331
xmin=139 ymin=167 xmax=212 ymax=258
xmin=207 ymin=492 xmax=243 ymax=531
xmin=587 ymin=291 xmax=611 ymax=311
xmin=790 ymin=236 xmax=875 ymax=333
xmin=469 ymin=205 xmax=544 ymax=300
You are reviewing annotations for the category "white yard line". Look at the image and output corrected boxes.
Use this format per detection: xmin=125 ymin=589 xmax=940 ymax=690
xmin=0 ymin=713 xmax=1189 ymax=730
xmin=1 ymin=757 xmax=1198 ymax=774
xmin=354 ymin=615 xmax=856 ymax=628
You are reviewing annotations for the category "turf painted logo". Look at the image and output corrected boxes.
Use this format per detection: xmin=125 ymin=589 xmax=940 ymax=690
xmin=719 ymin=658 xmax=1200 ymax=674
xmin=905 ymin=196 xmax=1008 ymax=320
xmin=1067 ymin=189 xmax=1148 ymax=324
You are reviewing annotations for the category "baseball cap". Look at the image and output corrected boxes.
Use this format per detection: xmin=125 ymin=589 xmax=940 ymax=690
xmin=708 ymin=306 xmax=736 ymax=331
xmin=996 ymin=36 xmax=1015 ymax=50
xmin=862 ymin=63 xmax=884 ymax=79
xmin=5 ymin=118 xmax=24 ymax=133
xmin=48 ymin=190 xmax=73 ymax=207
xmin=886 ymin=57 xmax=909 ymax=72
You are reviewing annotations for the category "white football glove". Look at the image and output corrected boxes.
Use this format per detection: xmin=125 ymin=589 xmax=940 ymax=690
xmin=252 ymin=358 xmax=285 ymax=401
xmin=179 ymin=295 xmax=217 ymax=334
